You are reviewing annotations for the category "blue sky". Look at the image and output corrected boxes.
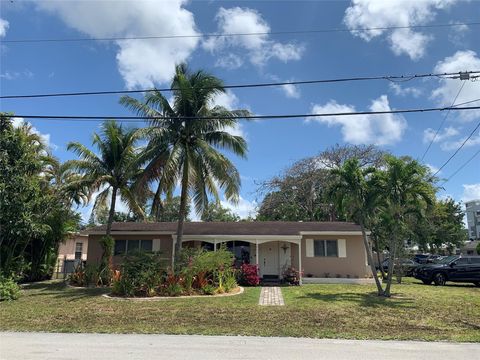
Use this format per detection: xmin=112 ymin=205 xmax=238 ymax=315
xmin=1 ymin=0 xmax=479 ymax=221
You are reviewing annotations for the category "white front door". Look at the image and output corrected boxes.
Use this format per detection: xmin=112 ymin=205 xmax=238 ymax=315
xmin=259 ymin=242 xmax=279 ymax=277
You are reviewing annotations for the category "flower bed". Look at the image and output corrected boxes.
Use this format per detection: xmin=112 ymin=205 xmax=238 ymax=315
xmin=102 ymin=286 xmax=244 ymax=300
xmin=69 ymin=246 xmax=258 ymax=298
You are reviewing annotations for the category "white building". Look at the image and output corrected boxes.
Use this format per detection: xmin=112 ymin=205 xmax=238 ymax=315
xmin=466 ymin=199 xmax=480 ymax=240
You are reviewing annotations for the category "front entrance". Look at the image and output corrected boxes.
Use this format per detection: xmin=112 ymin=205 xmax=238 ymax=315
xmin=259 ymin=242 xmax=279 ymax=278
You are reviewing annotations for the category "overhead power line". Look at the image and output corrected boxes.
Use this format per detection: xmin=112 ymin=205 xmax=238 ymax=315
xmin=420 ymin=81 xmax=466 ymax=161
xmin=441 ymin=149 xmax=480 ymax=185
xmin=1 ymin=21 xmax=479 ymax=44
xmin=2 ymin=71 xmax=479 ymax=100
xmin=9 ymin=105 xmax=480 ymax=123
xmin=432 ymin=119 xmax=480 ymax=178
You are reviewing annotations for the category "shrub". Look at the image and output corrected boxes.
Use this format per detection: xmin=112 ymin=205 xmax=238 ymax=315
xmin=114 ymin=251 xmax=165 ymax=297
xmin=69 ymin=265 xmax=87 ymax=287
xmin=0 ymin=276 xmax=20 ymax=301
xmin=201 ymin=283 xmax=216 ymax=295
xmin=222 ymin=267 xmax=238 ymax=292
xmin=282 ymin=266 xmax=302 ymax=286
xmin=99 ymin=235 xmax=115 ymax=285
xmin=238 ymin=263 xmax=260 ymax=286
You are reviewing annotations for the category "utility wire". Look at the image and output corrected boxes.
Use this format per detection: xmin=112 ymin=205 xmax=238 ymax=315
xmin=8 ymin=105 xmax=480 ymax=123
xmin=2 ymin=71 xmax=478 ymax=100
xmin=1 ymin=22 xmax=479 ymax=44
xmin=441 ymin=149 xmax=480 ymax=185
xmin=432 ymin=119 xmax=480 ymax=177
xmin=420 ymin=81 xmax=466 ymax=161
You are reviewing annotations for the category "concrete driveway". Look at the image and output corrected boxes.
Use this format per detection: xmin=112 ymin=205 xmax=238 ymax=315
xmin=0 ymin=332 xmax=478 ymax=360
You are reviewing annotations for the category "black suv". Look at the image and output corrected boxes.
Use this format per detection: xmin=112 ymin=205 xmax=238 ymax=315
xmin=413 ymin=255 xmax=480 ymax=286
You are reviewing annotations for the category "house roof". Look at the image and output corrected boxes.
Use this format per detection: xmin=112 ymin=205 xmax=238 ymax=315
xmin=87 ymin=221 xmax=362 ymax=236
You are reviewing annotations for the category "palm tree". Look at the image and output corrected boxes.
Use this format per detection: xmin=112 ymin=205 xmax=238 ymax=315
xmin=120 ymin=64 xmax=248 ymax=263
xmin=377 ymin=156 xmax=435 ymax=296
xmin=66 ymin=120 xmax=145 ymax=269
xmin=329 ymin=158 xmax=384 ymax=295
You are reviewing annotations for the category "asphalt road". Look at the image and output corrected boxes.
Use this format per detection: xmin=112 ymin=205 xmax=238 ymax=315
xmin=0 ymin=332 xmax=478 ymax=360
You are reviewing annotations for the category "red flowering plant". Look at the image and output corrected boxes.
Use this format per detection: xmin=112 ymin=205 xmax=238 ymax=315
xmin=238 ymin=263 xmax=260 ymax=286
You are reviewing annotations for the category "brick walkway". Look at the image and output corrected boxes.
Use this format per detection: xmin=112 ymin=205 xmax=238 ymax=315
xmin=259 ymin=286 xmax=285 ymax=306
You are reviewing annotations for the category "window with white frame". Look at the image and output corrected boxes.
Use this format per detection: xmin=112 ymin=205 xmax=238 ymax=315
xmin=74 ymin=242 xmax=83 ymax=260
xmin=313 ymin=240 xmax=338 ymax=257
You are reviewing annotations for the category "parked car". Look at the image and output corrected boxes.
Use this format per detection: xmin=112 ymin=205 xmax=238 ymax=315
xmin=413 ymin=255 xmax=480 ymax=286
xmin=380 ymin=258 xmax=420 ymax=276
xmin=413 ymin=254 xmax=431 ymax=264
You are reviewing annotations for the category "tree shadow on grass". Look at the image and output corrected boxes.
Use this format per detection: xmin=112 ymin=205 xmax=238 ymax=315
xmin=23 ymin=281 xmax=108 ymax=301
xmin=299 ymin=291 xmax=415 ymax=309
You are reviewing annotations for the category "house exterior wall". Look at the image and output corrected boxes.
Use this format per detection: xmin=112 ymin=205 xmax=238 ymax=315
xmin=86 ymin=232 xmax=369 ymax=279
xmin=300 ymin=235 xmax=369 ymax=278
xmin=87 ymin=234 xmax=173 ymax=269
xmin=57 ymin=234 xmax=88 ymax=261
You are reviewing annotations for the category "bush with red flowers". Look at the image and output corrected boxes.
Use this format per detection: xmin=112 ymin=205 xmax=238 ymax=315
xmin=238 ymin=263 xmax=260 ymax=286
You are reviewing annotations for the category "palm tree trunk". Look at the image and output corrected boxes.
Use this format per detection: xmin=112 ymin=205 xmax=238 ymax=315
xmin=175 ymin=163 xmax=189 ymax=267
xmin=359 ymin=219 xmax=385 ymax=296
xmin=384 ymin=233 xmax=397 ymax=297
xmin=373 ymin=235 xmax=387 ymax=280
xmin=106 ymin=187 xmax=117 ymax=237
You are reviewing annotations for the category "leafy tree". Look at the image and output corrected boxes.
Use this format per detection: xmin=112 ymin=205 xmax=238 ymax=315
xmin=66 ymin=120 xmax=145 ymax=274
xmin=477 ymin=242 xmax=480 ymax=255
xmin=201 ymin=202 xmax=240 ymax=222
xmin=120 ymin=64 xmax=248 ymax=262
xmin=376 ymin=156 xmax=435 ymax=296
xmin=257 ymin=144 xmax=387 ymax=221
xmin=329 ymin=158 xmax=384 ymax=295
xmin=154 ymin=197 xmax=191 ymax=222
xmin=0 ymin=114 xmax=80 ymax=281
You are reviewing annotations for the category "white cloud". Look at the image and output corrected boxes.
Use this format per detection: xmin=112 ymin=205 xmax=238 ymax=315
xmin=425 ymin=163 xmax=440 ymax=175
xmin=462 ymin=183 xmax=480 ymax=202
xmin=281 ymin=83 xmax=300 ymax=99
xmin=221 ymin=196 xmax=257 ymax=219
xmin=203 ymin=7 xmax=304 ymax=67
xmin=308 ymin=95 xmax=407 ymax=146
xmin=215 ymin=53 xmax=244 ymax=69
xmin=423 ymin=126 xmax=459 ymax=143
xmin=0 ymin=18 xmax=8 ymax=37
xmin=440 ymin=130 xmax=480 ymax=151
xmin=389 ymin=82 xmax=422 ymax=98
xmin=432 ymin=50 xmax=480 ymax=122
xmin=343 ymin=0 xmax=458 ymax=60
xmin=12 ymin=117 xmax=57 ymax=150
xmin=36 ymin=1 xmax=199 ymax=89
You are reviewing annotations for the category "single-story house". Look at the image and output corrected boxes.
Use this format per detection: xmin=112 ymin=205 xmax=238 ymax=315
xmin=86 ymin=221 xmax=373 ymax=284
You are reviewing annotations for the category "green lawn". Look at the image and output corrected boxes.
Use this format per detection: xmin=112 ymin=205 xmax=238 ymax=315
xmin=1 ymin=279 xmax=479 ymax=342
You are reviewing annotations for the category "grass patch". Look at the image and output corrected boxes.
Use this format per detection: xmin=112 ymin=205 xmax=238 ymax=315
xmin=1 ymin=279 xmax=478 ymax=341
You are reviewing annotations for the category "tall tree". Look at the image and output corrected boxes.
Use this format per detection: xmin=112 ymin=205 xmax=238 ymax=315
xmin=66 ymin=120 xmax=144 ymax=275
xmin=120 ymin=64 xmax=248 ymax=263
xmin=1 ymin=115 xmax=80 ymax=280
xmin=376 ymin=156 xmax=435 ymax=296
xmin=329 ymin=158 xmax=384 ymax=295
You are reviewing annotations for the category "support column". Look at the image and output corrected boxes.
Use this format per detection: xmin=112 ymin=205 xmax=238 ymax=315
xmin=298 ymin=240 xmax=302 ymax=285
xmin=214 ymin=239 xmax=217 ymax=252
xmin=255 ymin=240 xmax=259 ymax=270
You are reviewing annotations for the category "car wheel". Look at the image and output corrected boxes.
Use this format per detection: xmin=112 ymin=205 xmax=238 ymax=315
xmin=433 ymin=273 xmax=446 ymax=286
xmin=474 ymin=282 xmax=480 ymax=287
xmin=422 ymin=279 xmax=432 ymax=285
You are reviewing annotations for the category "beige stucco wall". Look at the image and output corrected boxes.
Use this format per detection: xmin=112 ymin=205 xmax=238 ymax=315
xmin=300 ymin=235 xmax=369 ymax=278
xmin=57 ymin=234 xmax=88 ymax=261
xmin=87 ymin=234 xmax=173 ymax=269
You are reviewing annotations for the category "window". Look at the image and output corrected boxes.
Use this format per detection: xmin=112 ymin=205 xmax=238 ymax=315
xmin=114 ymin=240 xmax=126 ymax=256
xmin=74 ymin=242 xmax=83 ymax=260
xmin=455 ymin=258 xmax=469 ymax=265
xmin=470 ymin=258 xmax=480 ymax=264
xmin=314 ymin=240 xmax=338 ymax=257
xmin=114 ymin=240 xmax=153 ymax=255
